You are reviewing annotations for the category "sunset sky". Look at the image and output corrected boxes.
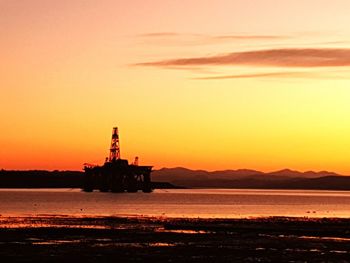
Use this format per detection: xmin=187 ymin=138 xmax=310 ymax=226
xmin=2 ymin=0 xmax=350 ymax=173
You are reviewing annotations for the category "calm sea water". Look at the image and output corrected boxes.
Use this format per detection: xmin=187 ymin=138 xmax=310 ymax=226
xmin=1 ymin=188 xmax=350 ymax=218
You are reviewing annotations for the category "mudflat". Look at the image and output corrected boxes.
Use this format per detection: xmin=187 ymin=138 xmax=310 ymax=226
xmin=0 ymin=216 xmax=350 ymax=262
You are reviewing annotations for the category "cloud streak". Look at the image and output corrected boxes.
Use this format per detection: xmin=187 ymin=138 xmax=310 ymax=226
xmin=136 ymin=48 xmax=350 ymax=68
xmin=212 ymin=35 xmax=286 ymax=40
xmin=138 ymin=32 xmax=180 ymax=37
xmin=139 ymin=32 xmax=285 ymax=40
xmin=194 ymin=72 xmax=320 ymax=80
xmin=136 ymin=32 xmax=289 ymax=46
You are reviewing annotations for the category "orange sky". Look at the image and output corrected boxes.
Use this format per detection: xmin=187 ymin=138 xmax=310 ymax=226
xmin=2 ymin=0 xmax=350 ymax=173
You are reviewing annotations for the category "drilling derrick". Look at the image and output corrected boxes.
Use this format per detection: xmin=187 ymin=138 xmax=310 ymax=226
xmin=83 ymin=127 xmax=152 ymax=193
xmin=109 ymin=127 xmax=120 ymax=161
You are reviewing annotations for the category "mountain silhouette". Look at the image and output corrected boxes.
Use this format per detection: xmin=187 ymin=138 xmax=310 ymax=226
xmin=268 ymin=168 xmax=339 ymax=178
xmin=152 ymin=167 xmax=349 ymax=189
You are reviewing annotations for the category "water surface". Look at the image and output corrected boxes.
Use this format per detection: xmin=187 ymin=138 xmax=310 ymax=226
xmin=1 ymin=188 xmax=350 ymax=218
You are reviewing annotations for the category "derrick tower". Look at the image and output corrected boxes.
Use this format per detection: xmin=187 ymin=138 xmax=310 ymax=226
xmin=109 ymin=127 xmax=120 ymax=161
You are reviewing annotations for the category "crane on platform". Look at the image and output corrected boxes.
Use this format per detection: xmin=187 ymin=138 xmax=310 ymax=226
xmin=132 ymin=156 xmax=139 ymax=166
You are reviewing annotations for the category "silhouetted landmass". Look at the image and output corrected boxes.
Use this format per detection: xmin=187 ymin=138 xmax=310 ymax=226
xmin=0 ymin=170 xmax=82 ymax=188
xmin=152 ymin=167 xmax=341 ymax=181
xmin=0 ymin=170 xmax=180 ymax=189
xmin=151 ymin=181 xmax=184 ymax=189
xmin=152 ymin=167 xmax=350 ymax=190
xmin=1 ymin=168 xmax=350 ymax=190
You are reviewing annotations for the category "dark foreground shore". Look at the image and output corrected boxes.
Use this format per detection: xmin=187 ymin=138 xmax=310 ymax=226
xmin=1 ymin=216 xmax=350 ymax=262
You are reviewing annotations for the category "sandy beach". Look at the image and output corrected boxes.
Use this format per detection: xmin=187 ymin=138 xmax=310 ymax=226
xmin=1 ymin=216 xmax=350 ymax=262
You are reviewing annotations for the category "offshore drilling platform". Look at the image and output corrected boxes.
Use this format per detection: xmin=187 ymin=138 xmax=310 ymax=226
xmin=83 ymin=127 xmax=152 ymax=193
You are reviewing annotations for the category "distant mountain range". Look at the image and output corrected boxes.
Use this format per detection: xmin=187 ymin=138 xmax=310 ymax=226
xmin=152 ymin=167 xmax=350 ymax=190
xmin=152 ymin=167 xmax=342 ymax=180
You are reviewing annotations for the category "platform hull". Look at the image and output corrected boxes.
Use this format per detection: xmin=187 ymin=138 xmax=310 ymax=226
xmin=83 ymin=159 xmax=152 ymax=193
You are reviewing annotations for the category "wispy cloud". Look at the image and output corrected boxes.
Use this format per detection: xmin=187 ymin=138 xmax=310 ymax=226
xmin=212 ymin=35 xmax=286 ymax=40
xmin=138 ymin=32 xmax=180 ymax=37
xmin=194 ymin=72 xmax=320 ymax=80
xmin=136 ymin=48 xmax=350 ymax=68
xmin=136 ymin=32 xmax=289 ymax=45
xmin=139 ymin=32 xmax=286 ymax=40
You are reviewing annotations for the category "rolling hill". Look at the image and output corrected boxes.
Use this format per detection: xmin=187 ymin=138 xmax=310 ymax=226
xmin=152 ymin=167 xmax=349 ymax=189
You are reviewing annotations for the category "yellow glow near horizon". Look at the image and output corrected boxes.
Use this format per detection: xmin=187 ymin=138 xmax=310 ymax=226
xmin=2 ymin=0 xmax=350 ymax=174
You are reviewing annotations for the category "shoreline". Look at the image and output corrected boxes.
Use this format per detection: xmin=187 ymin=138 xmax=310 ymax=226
xmin=1 ymin=215 xmax=350 ymax=262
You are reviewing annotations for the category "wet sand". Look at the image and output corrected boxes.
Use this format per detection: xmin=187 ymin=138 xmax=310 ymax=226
xmin=1 ymin=216 xmax=350 ymax=262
